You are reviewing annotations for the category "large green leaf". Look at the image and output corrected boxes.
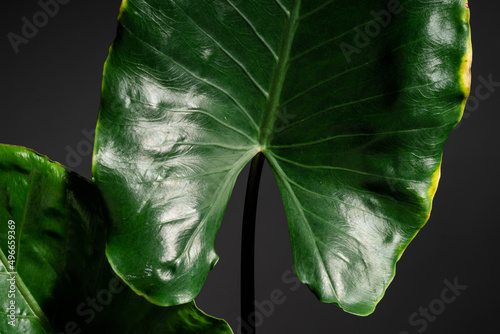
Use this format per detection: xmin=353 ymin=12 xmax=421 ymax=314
xmin=93 ymin=0 xmax=471 ymax=315
xmin=0 ymin=145 xmax=232 ymax=333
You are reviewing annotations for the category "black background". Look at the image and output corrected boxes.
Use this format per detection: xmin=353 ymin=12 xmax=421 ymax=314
xmin=0 ymin=1 xmax=498 ymax=333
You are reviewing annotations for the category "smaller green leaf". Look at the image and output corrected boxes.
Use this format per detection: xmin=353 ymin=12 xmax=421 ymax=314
xmin=0 ymin=144 xmax=232 ymax=333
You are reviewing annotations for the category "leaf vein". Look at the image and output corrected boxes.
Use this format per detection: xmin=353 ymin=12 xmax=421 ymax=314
xmin=225 ymin=0 xmax=279 ymax=60
xmin=266 ymin=154 xmax=339 ymax=301
xmin=273 ymin=166 xmax=391 ymax=221
xmin=170 ymin=0 xmax=270 ymax=98
xmin=299 ymin=0 xmax=336 ymax=21
xmin=273 ymin=0 xmax=290 ymax=17
xmin=170 ymin=149 xmax=258 ymax=263
xmin=280 ymin=55 xmax=382 ymax=107
xmin=120 ymin=23 xmax=259 ymax=131
xmin=276 ymin=81 xmax=443 ymax=134
xmin=271 ymin=124 xmax=453 ymax=149
xmin=271 ymin=153 xmax=418 ymax=182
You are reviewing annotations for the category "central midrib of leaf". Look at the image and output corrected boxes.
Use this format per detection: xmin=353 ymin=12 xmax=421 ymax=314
xmin=258 ymin=0 xmax=301 ymax=147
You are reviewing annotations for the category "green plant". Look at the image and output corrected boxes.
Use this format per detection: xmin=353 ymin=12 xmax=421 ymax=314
xmin=1 ymin=0 xmax=471 ymax=333
xmin=0 ymin=145 xmax=232 ymax=333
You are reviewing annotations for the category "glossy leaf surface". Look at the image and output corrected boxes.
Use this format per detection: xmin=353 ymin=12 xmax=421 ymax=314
xmin=93 ymin=0 xmax=471 ymax=315
xmin=0 ymin=145 xmax=232 ymax=333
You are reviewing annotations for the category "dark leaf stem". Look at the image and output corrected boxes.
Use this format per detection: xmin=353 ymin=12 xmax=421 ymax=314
xmin=241 ymin=151 xmax=265 ymax=334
